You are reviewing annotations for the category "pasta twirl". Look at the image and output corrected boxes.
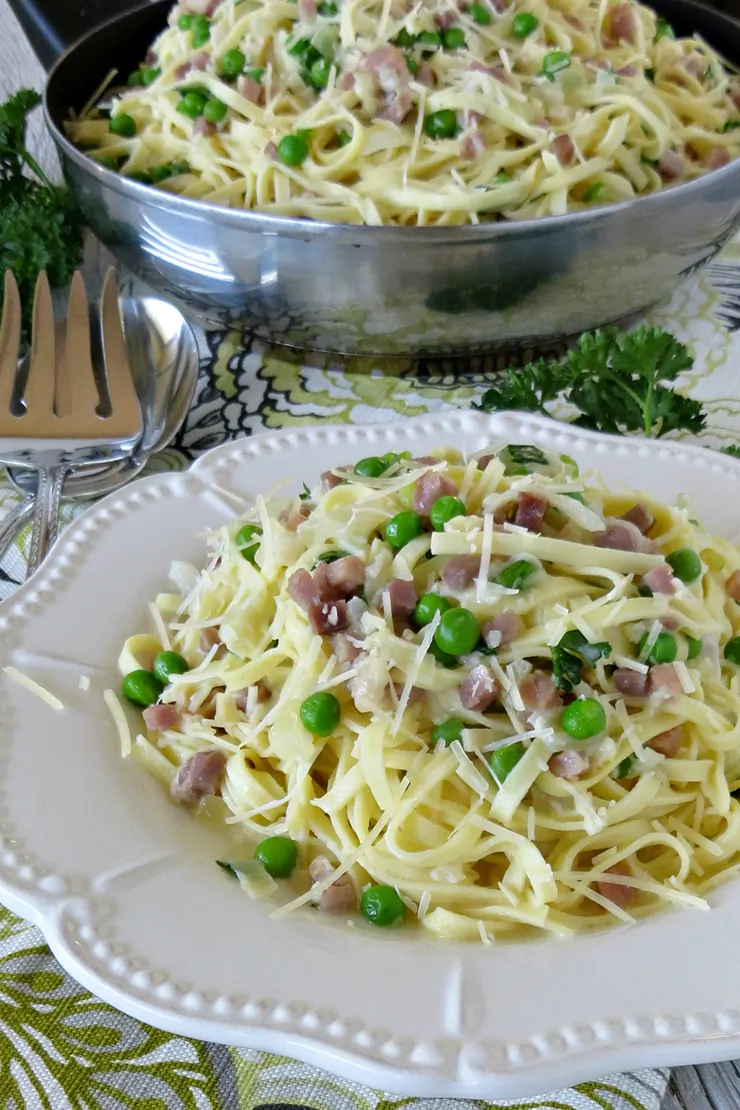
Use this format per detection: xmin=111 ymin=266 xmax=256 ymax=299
xmin=68 ymin=0 xmax=740 ymax=226
xmin=118 ymin=444 xmax=740 ymax=940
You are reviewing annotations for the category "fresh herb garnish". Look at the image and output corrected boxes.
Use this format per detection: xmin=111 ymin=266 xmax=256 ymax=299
xmin=500 ymin=444 xmax=549 ymax=469
xmin=0 ymin=89 xmax=84 ymax=343
xmin=477 ymin=326 xmax=704 ymax=439
xmin=299 ymin=482 xmax=312 ymax=500
xmin=722 ymin=445 xmax=740 ymax=458
xmin=653 ymin=16 xmax=674 ymax=42
xmin=315 ymin=549 xmax=350 ymax=564
xmin=551 ymin=630 xmax=611 ymax=692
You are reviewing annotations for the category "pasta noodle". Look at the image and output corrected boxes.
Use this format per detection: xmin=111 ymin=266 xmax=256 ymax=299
xmin=118 ymin=443 xmax=740 ymax=941
xmin=67 ymin=0 xmax=740 ymax=225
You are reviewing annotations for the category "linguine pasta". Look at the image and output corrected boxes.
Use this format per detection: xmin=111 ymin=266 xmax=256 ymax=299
xmin=115 ymin=444 xmax=740 ymax=941
xmin=67 ymin=0 xmax=740 ymax=226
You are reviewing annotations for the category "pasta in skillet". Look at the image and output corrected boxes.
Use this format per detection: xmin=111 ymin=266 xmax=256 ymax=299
xmin=111 ymin=444 xmax=740 ymax=942
xmin=68 ymin=0 xmax=740 ymax=225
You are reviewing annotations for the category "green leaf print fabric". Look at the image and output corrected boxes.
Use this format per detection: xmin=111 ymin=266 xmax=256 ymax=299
xmin=5 ymin=231 xmax=740 ymax=1108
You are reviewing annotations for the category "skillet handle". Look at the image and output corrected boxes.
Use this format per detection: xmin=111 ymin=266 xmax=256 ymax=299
xmin=7 ymin=0 xmax=141 ymax=70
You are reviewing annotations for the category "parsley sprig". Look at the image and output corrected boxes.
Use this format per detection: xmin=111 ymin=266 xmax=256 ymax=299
xmin=0 ymin=89 xmax=84 ymax=342
xmin=477 ymin=326 xmax=705 ymax=439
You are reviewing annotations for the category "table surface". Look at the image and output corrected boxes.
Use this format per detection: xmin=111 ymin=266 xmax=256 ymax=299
xmin=2 ymin=0 xmax=740 ymax=1107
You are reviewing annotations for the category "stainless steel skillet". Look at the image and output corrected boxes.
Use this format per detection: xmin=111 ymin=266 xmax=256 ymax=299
xmin=36 ymin=0 xmax=740 ymax=357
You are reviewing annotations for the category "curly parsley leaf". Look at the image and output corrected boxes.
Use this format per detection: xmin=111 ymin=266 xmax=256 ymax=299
xmin=0 ymin=88 xmax=84 ymax=343
xmin=551 ymin=630 xmax=611 ymax=692
xmin=721 ymin=445 xmax=740 ymax=459
xmin=476 ymin=326 xmax=704 ymax=440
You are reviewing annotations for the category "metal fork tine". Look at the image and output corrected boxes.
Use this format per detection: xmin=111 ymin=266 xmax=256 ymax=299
xmin=99 ymin=268 xmax=140 ymax=437
xmin=58 ymin=271 xmax=99 ymax=421
xmin=0 ymin=271 xmax=22 ymax=414
xmin=23 ymin=272 xmax=56 ymax=425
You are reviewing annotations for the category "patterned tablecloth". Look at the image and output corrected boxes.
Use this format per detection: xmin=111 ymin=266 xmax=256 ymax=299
xmin=0 ymin=231 xmax=740 ymax=1110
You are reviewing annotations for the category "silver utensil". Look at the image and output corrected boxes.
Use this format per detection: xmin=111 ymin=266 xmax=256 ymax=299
xmin=0 ymin=295 xmax=198 ymax=566
xmin=43 ymin=0 xmax=740 ymax=357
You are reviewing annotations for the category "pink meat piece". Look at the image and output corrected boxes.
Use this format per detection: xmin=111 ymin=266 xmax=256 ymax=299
xmin=145 ymin=48 xmax=159 ymax=65
xmin=143 ymin=703 xmax=180 ymax=731
xmin=617 ymin=64 xmax=637 ymax=77
xmin=171 ymin=750 xmax=226 ymax=805
xmin=657 ymin=151 xmax=685 ymax=182
xmin=514 ymin=492 xmax=549 ymax=532
xmin=194 ymin=118 xmax=216 ymax=136
xmin=320 ymin=467 xmax=348 ymax=490
xmin=612 ymin=668 xmax=649 ymax=697
xmin=298 ymin=0 xmax=317 ymax=16
xmin=200 ymin=626 xmax=222 ymax=654
xmin=385 ymin=578 xmax=418 ymax=617
xmin=732 ymin=88 xmax=740 ymax=111
xmin=595 ymin=863 xmax=636 ymax=906
xmin=641 ymin=564 xmax=675 ymax=595
xmin=332 ymin=632 xmax=365 ymax=667
xmin=726 ymin=569 xmax=740 ymax=601
xmin=460 ymin=665 xmax=501 ymax=711
xmin=482 ymin=610 xmax=521 ymax=648
xmin=435 ymin=10 xmax=457 ymax=28
xmin=649 ymin=663 xmax=682 ymax=698
xmin=390 ymin=681 xmax=426 ymax=703
xmin=360 ymin=45 xmax=409 ymax=85
xmin=313 ymin=601 xmax=348 ymax=635
xmin=378 ymin=88 xmax=412 ymax=124
xmin=288 ymin=568 xmax=321 ymax=610
xmin=265 ymin=141 xmax=278 ymax=160
xmin=648 ymin=725 xmax=684 ymax=756
xmin=309 ymin=857 xmax=357 ymax=914
xmin=707 ymin=148 xmax=731 ymax=170
xmin=520 ymin=672 xmax=562 ymax=714
xmin=620 ymin=504 xmax=654 ymax=534
xmin=565 ymin=13 xmax=583 ymax=29
xmin=413 ymin=456 xmax=440 ymax=465
xmin=175 ymin=52 xmax=208 ymax=78
xmin=469 ymin=62 xmax=505 ymax=82
xmin=323 ymin=556 xmax=365 ymax=597
xmin=549 ymin=749 xmax=589 ymax=779
xmin=339 ymin=71 xmax=356 ymax=91
xmin=234 ymin=680 xmax=271 ymax=711
xmin=593 ymin=519 xmax=647 ymax=553
xmin=442 ymin=555 xmax=480 ymax=589
xmin=237 ymin=75 xmax=263 ymax=103
xmin=476 ymin=454 xmax=495 ymax=470
xmin=461 ymin=109 xmax=483 ymax=129
xmin=683 ymin=52 xmax=705 ymax=76
xmin=551 ymin=134 xmax=575 ymax=167
xmin=416 ymin=62 xmax=435 ymax=87
xmin=608 ymin=2 xmax=637 ymax=44
xmin=460 ymin=129 xmax=486 ymax=160
xmin=413 ymin=472 xmax=457 ymax=516
xmin=279 ymin=503 xmax=310 ymax=530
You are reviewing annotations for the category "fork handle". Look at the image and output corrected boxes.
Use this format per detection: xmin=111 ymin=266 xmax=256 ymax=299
xmin=27 ymin=466 xmax=68 ymax=578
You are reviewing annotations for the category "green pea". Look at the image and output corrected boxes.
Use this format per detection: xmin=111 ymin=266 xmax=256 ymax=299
xmin=685 ymin=634 xmax=702 ymax=660
xmin=434 ymin=607 xmax=480 ymax=657
xmin=513 ymin=11 xmax=539 ymax=37
xmin=126 ymin=170 xmax=152 ymax=184
xmin=109 ymin=114 xmax=137 ymax=138
xmin=405 ymin=54 xmax=418 ymax=75
xmin=354 ymin=456 xmax=388 ymax=478
xmin=246 ymin=67 xmax=265 ymax=83
xmin=235 ymin=523 xmax=262 ymax=563
xmin=178 ymin=12 xmax=194 ymax=29
xmin=412 ymin=593 xmax=451 ymax=628
xmin=122 ymin=669 xmax=163 ymax=707
xmin=418 ymin=30 xmax=442 ymax=48
xmin=360 ymin=884 xmax=405 ymax=926
xmin=309 ymin=57 xmax=332 ymax=87
xmin=140 ymin=66 xmax=160 ymax=86
xmin=178 ymin=91 xmax=207 ymax=118
xmin=724 ymin=637 xmax=740 ymax=666
xmin=153 ymin=651 xmax=189 ymax=684
xmin=203 ymin=98 xmax=228 ymax=123
xmin=495 ymin=559 xmax=536 ymax=590
xmin=429 ymin=496 xmax=466 ymax=532
xmin=220 ymin=48 xmax=246 ymax=78
xmin=127 ymin=69 xmax=143 ymax=86
xmin=542 ymin=50 xmax=571 ymax=78
xmin=254 ymin=835 xmax=298 ymax=878
xmin=441 ymin=27 xmax=466 ymax=50
xmin=300 ymin=691 xmax=341 ymax=736
xmin=583 ymin=181 xmax=605 ymax=203
xmin=98 ymin=155 xmax=123 ymax=171
xmin=666 ymin=547 xmax=702 ymax=584
xmin=468 ymin=2 xmax=491 ymax=24
xmin=561 ymin=697 xmax=607 ymax=740
xmin=489 ymin=741 xmax=525 ymax=783
xmin=191 ymin=14 xmax=211 ymax=47
xmin=424 ymin=109 xmax=458 ymax=140
xmin=394 ymin=27 xmax=416 ymax=47
xmin=318 ymin=0 xmax=338 ymax=13
xmin=615 ymin=755 xmax=635 ymax=779
xmin=385 ymin=511 xmax=424 ymax=550
xmin=639 ymin=631 xmax=677 ymax=665
xmin=430 ymin=718 xmax=465 ymax=746
xmin=150 ymin=163 xmax=172 ymax=183
xmin=277 ymin=134 xmax=309 ymax=166
xmin=429 ymin=640 xmax=459 ymax=668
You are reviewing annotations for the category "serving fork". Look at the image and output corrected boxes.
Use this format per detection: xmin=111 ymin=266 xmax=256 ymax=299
xmin=0 ymin=267 xmax=142 ymax=576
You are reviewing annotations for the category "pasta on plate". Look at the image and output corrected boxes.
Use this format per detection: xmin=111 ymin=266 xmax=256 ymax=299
xmin=113 ymin=444 xmax=740 ymax=942
xmin=67 ymin=0 xmax=740 ymax=225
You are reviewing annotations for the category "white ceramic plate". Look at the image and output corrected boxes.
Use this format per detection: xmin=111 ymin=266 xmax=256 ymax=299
xmin=3 ymin=411 xmax=740 ymax=1101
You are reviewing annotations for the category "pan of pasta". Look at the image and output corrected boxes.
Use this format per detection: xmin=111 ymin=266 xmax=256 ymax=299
xmin=5 ymin=413 xmax=740 ymax=1095
xmin=44 ymin=0 xmax=740 ymax=354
